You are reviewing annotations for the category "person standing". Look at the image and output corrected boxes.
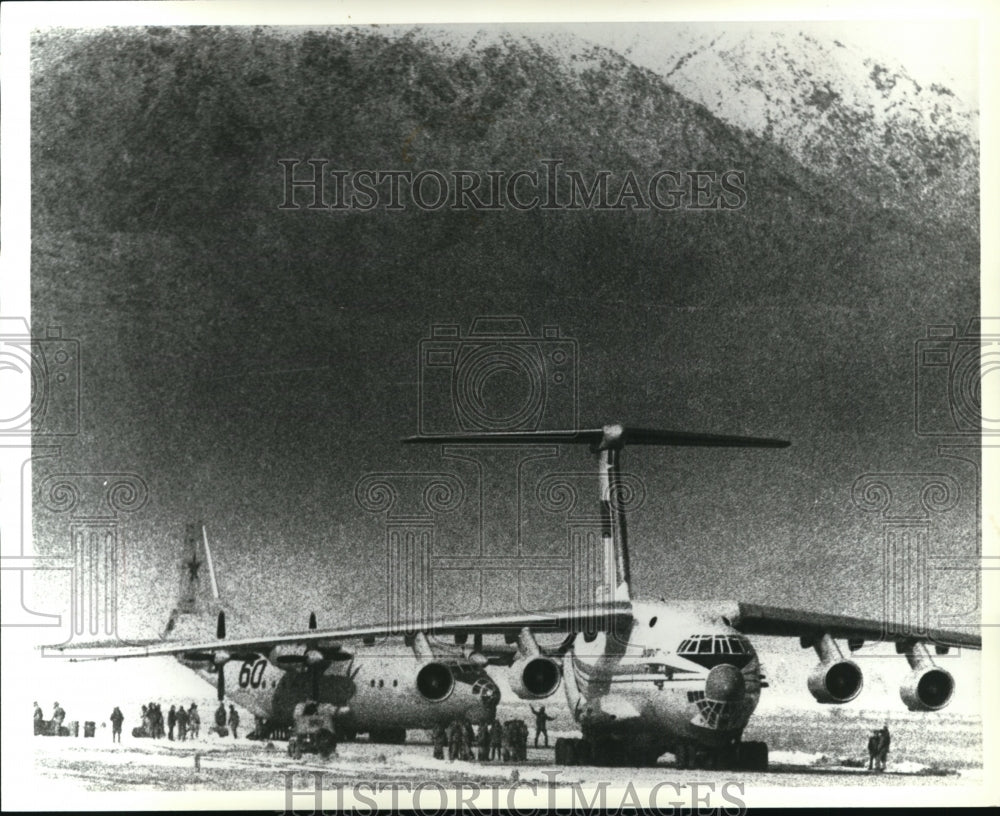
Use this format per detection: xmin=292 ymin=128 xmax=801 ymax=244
xmin=215 ymin=702 xmax=227 ymax=735
xmin=152 ymin=703 xmax=164 ymax=739
xmin=176 ymin=703 xmax=189 ymax=741
xmin=462 ymin=718 xmax=475 ymax=761
xmin=489 ymin=719 xmax=504 ymax=760
xmin=876 ymin=725 xmax=891 ymax=771
xmin=431 ymin=723 xmax=447 ymax=760
xmin=51 ymin=702 xmax=66 ymax=736
xmin=110 ymin=707 xmax=124 ymax=743
xmin=188 ymin=704 xmax=200 ymax=739
xmin=529 ymin=705 xmax=555 ymax=748
xmin=446 ymin=719 xmax=462 ymax=761
xmin=228 ymin=705 xmax=240 ymax=739
xmin=477 ymin=722 xmax=491 ymax=761
xmin=168 ymin=705 xmax=177 ymax=741
xmin=867 ymin=730 xmax=879 ymax=770
xmin=33 ymin=702 xmax=44 ymax=735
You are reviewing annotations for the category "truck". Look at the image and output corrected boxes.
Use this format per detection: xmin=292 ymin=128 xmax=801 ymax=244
xmin=287 ymin=701 xmax=338 ymax=760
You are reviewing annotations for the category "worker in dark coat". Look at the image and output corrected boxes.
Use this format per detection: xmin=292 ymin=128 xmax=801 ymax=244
xmin=502 ymin=720 xmax=521 ymax=761
xmin=110 ymin=707 xmax=125 ymax=743
xmin=529 ymin=705 xmax=555 ymax=747
xmin=431 ymin=723 xmax=447 ymax=759
xmin=867 ymin=731 xmax=878 ymax=770
xmin=446 ymin=719 xmax=462 ymax=761
xmin=228 ymin=705 xmax=240 ymax=738
xmin=168 ymin=705 xmax=177 ymax=740
xmin=215 ymin=703 xmax=227 ymax=734
xmin=176 ymin=703 xmax=190 ymax=741
xmin=151 ymin=703 xmax=164 ymax=738
xmin=489 ymin=719 xmax=504 ymax=760
xmin=876 ymin=725 xmax=891 ymax=771
xmin=462 ymin=718 xmax=475 ymax=761
xmin=477 ymin=722 xmax=491 ymax=760
xmin=188 ymin=704 xmax=200 ymax=739
xmin=33 ymin=702 xmax=44 ymax=735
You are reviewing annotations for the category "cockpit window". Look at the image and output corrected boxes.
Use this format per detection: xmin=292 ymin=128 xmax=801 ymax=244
xmin=677 ymin=634 xmax=754 ymax=669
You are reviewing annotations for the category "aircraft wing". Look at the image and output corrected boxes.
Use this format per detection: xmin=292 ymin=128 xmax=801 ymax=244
xmin=44 ymin=601 xmax=635 ymax=661
xmin=728 ymin=602 xmax=981 ymax=650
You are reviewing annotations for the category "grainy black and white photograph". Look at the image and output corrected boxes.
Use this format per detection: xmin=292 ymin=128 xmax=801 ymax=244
xmin=1 ymin=0 xmax=997 ymax=811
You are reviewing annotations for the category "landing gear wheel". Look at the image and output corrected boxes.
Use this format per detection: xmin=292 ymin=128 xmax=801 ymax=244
xmin=590 ymin=737 xmax=617 ymax=767
xmin=738 ymin=741 xmax=768 ymax=771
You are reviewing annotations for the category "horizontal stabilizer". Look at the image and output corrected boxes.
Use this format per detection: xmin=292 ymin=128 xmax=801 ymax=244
xmin=405 ymin=423 xmax=790 ymax=450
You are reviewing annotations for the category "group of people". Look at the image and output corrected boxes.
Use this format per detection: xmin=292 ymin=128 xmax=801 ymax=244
xmin=166 ymin=703 xmax=201 ymax=740
xmin=33 ymin=699 xmax=245 ymax=742
xmin=216 ymin=702 xmax=241 ymax=738
xmin=32 ymin=701 xmax=66 ymax=736
xmin=867 ymin=725 xmax=892 ymax=771
xmin=136 ymin=702 xmax=166 ymax=738
xmin=131 ymin=702 xmax=238 ymax=740
xmin=429 ymin=713 xmax=543 ymax=763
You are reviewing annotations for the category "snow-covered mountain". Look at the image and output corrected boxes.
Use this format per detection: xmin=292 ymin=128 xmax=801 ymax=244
xmin=403 ymin=23 xmax=978 ymax=227
xmin=571 ymin=24 xmax=979 ymax=225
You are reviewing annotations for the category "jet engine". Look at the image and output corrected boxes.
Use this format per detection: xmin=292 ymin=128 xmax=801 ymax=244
xmin=415 ymin=661 xmax=455 ymax=702
xmin=805 ymin=633 xmax=863 ymax=704
xmin=898 ymin=643 xmax=954 ymax=712
xmin=509 ymin=627 xmax=562 ymax=700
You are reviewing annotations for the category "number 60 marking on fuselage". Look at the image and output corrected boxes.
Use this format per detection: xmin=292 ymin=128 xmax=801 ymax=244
xmin=238 ymin=658 xmax=267 ymax=689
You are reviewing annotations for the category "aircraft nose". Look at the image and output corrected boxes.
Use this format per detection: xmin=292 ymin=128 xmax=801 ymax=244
xmin=705 ymin=664 xmax=745 ymax=702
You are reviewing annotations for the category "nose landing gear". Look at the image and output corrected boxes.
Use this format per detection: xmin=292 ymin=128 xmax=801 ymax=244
xmin=673 ymin=739 xmax=768 ymax=771
xmin=555 ymin=736 xmax=662 ymax=767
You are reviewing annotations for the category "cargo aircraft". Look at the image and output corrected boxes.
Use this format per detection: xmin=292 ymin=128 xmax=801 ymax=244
xmin=47 ymin=424 xmax=981 ymax=769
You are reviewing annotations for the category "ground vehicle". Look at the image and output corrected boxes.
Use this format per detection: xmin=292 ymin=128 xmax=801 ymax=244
xmin=287 ymin=701 xmax=338 ymax=760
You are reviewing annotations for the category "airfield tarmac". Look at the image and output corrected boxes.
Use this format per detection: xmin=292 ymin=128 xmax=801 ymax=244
xmin=27 ymin=729 xmax=981 ymax=805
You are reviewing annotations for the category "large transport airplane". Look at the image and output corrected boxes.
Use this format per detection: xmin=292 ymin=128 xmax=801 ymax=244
xmin=47 ymin=424 xmax=981 ymax=769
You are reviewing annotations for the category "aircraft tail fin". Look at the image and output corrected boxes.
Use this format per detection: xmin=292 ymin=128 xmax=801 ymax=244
xmin=161 ymin=522 xmax=225 ymax=641
xmin=597 ymin=441 xmax=631 ymax=604
xmin=405 ymin=423 xmax=789 ymax=604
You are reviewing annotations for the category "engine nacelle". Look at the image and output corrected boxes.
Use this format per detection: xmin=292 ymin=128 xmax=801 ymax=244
xmin=510 ymin=654 xmax=562 ymax=700
xmin=804 ymin=633 xmax=863 ymax=704
xmin=507 ymin=626 xmax=562 ymax=700
xmin=415 ymin=661 xmax=455 ymax=702
xmin=807 ymin=659 xmax=864 ymax=704
xmin=898 ymin=642 xmax=954 ymax=711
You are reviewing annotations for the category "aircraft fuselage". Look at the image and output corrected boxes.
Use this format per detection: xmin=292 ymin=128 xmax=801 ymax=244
xmin=181 ymin=640 xmax=499 ymax=733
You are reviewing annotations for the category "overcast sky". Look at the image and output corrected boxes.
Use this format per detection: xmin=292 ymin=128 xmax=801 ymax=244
xmin=1 ymin=5 xmax=989 ymax=753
